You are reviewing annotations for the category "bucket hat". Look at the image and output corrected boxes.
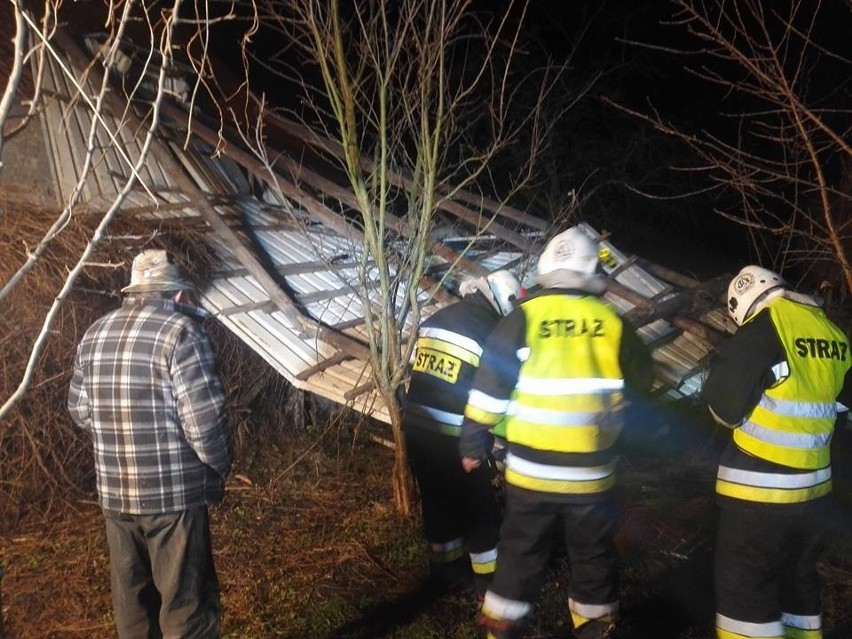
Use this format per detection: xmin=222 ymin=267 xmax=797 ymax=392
xmin=121 ymin=249 xmax=192 ymax=294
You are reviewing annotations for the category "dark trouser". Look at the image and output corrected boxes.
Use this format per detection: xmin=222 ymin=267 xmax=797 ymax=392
xmin=104 ymin=506 xmax=221 ymax=639
xmin=483 ymin=486 xmax=619 ymax=638
xmin=404 ymin=425 xmax=500 ymax=593
xmin=715 ymin=500 xmax=826 ymax=638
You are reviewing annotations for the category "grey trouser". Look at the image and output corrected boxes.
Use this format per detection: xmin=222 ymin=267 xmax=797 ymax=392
xmin=104 ymin=505 xmax=221 ymax=639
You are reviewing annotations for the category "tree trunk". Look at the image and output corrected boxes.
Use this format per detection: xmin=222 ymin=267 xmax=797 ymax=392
xmin=388 ymin=402 xmax=416 ymax=516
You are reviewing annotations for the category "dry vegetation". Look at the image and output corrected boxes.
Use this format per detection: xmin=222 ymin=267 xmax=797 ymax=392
xmin=0 ymin=194 xmax=221 ymax=526
xmin=1 ymin=196 xmax=112 ymax=526
xmin=4 ymin=408 xmax=851 ymax=639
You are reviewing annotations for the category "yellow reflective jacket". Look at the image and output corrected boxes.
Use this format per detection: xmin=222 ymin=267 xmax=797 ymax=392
xmin=460 ymin=289 xmax=652 ymax=499
xmin=706 ymin=295 xmax=852 ymax=505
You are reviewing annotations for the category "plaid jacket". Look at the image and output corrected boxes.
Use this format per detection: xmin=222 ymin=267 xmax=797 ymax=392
xmin=68 ymin=298 xmax=231 ymax=514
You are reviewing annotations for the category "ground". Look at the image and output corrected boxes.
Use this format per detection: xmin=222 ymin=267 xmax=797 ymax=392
xmin=2 ymin=405 xmax=852 ymax=639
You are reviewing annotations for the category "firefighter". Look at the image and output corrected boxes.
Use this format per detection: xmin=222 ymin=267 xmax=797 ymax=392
xmin=459 ymin=226 xmax=653 ymax=639
xmin=703 ymin=266 xmax=852 ymax=639
xmin=403 ymin=269 xmax=523 ymax=598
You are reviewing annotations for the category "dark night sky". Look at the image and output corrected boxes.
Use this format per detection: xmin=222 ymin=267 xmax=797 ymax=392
xmin=514 ymin=0 xmax=851 ymax=279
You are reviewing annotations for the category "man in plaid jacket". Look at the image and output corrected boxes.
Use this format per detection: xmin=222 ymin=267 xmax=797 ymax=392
xmin=68 ymin=249 xmax=232 ymax=639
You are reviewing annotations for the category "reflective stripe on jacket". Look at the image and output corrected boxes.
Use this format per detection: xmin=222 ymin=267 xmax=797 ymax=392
xmin=734 ymin=298 xmax=847 ymax=469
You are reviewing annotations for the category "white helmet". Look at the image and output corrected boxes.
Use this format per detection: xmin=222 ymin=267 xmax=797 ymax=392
xmin=727 ymin=265 xmax=786 ymax=326
xmin=486 ymin=270 xmax=523 ymax=316
xmin=459 ymin=270 xmax=522 ymax=316
xmin=537 ymin=226 xmax=599 ymax=276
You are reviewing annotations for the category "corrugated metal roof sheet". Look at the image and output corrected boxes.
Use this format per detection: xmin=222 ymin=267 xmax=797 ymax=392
xmin=32 ymin=30 xmax=732 ymax=423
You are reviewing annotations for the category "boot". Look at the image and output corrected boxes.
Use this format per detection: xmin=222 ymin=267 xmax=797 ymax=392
xmin=479 ymin=617 xmax=525 ymax=639
xmin=427 ymin=558 xmax=474 ymax=594
xmin=573 ymin=615 xmax=616 ymax=639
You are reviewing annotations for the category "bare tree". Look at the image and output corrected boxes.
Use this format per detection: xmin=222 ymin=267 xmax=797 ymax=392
xmin=0 ymin=1 xmax=196 ymax=425
xmin=204 ymin=0 xmax=566 ymax=513
xmin=606 ymin=0 xmax=852 ymax=296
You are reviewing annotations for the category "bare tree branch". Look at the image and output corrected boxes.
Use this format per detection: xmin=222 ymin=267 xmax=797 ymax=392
xmin=0 ymin=0 xmax=188 ymax=421
xmin=610 ymin=0 xmax=851 ymax=294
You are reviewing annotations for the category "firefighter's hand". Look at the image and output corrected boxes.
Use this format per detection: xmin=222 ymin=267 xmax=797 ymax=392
xmin=491 ymin=436 xmax=508 ymax=463
xmin=461 ymin=457 xmax=482 ymax=473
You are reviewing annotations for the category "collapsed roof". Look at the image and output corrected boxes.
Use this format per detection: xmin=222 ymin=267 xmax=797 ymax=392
xmin=4 ymin=28 xmax=734 ymax=423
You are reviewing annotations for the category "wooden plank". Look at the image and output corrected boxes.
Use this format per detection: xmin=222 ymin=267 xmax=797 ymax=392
xmin=295 ymin=352 xmax=351 ymax=381
xmin=276 ymin=260 xmax=357 ymax=277
xmin=41 ymin=60 xmax=84 ymax=201
xmin=91 ymin=104 xmax=130 ymax=194
xmin=209 ymin=257 xmax=366 ymax=282
xmin=302 ymin=357 xmax=372 ymax=390
xmin=70 ymin=72 xmax=120 ymax=200
xmin=263 ymin=107 xmax=549 ymax=233
xmin=671 ymin=316 xmax=727 ymax=348
xmin=218 ymin=300 xmax=277 ymax=316
xmin=275 ymin=153 xmax=490 ymax=276
xmin=638 ymin=259 xmax=701 ymax=289
xmin=624 ymin=290 xmax=690 ymax=326
xmin=344 ymin=380 xmax=376 ymax=401
xmin=158 ymin=100 xmax=459 ymax=305
xmin=112 ymin=115 xmax=159 ymax=193
xmin=297 ymin=282 xmax=371 ymax=305
xmin=608 ymin=254 xmax=638 ymax=279
xmin=605 ymin=279 xmax=655 ymax=310
xmin=33 ymin=93 xmax=65 ymax=209
xmin=332 ymin=316 xmax=367 ymax=331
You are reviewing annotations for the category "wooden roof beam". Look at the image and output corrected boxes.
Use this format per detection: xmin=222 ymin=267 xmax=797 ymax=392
xmin=638 ymin=259 xmax=702 ymax=289
xmin=157 ymin=102 xmax=460 ymax=304
xmin=260 ymin=108 xmax=544 ymax=251
xmin=217 ymin=300 xmax=277 ymax=317
xmin=671 ymin=316 xmax=727 ymax=347
xmin=294 ymin=352 xmax=351 ymax=381
xmin=274 ymin=155 xmax=488 ymax=279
